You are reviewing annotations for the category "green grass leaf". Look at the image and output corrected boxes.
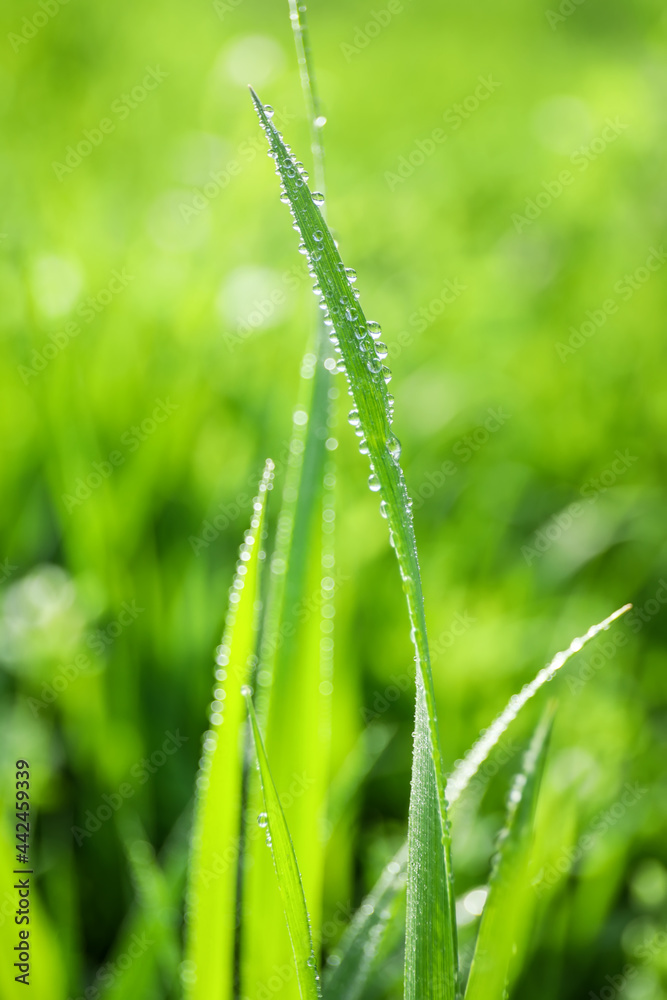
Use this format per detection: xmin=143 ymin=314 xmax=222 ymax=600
xmin=329 ymin=604 xmax=631 ymax=997
xmin=464 ymin=705 xmax=556 ymax=1000
xmin=184 ymin=460 xmax=273 ymax=1000
xmin=249 ymin=87 xmax=457 ymax=999
xmin=246 ymin=692 xmax=321 ymax=1000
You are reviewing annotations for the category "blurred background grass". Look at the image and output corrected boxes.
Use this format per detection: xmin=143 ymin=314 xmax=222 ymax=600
xmin=1 ymin=0 xmax=666 ymax=996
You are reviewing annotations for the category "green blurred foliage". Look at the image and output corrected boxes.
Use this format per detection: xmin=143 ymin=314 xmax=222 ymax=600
xmin=0 ymin=0 xmax=666 ymax=996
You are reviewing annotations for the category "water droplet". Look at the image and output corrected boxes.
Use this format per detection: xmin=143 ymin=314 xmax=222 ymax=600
xmin=375 ymin=341 xmax=388 ymax=360
xmin=313 ymin=230 xmax=324 ymax=242
xmin=367 ymin=358 xmax=382 ymax=375
xmin=367 ymin=321 xmax=382 ymax=339
xmin=264 ymin=105 xmax=275 ymax=118
xmin=368 ymin=473 xmax=381 ymax=492
xmin=258 ymin=812 xmax=268 ymax=828
xmin=387 ymin=434 xmax=402 ymax=460
xmin=345 ymin=267 xmax=357 ymax=282
xmin=348 ymin=408 xmax=360 ymax=427
xmin=312 ymin=191 xmax=325 ymax=205
xmin=314 ymin=115 xmax=327 ymax=127
xmin=240 ymin=685 xmax=252 ymax=697
xmin=298 ymin=242 xmax=308 ymax=255
xmin=379 ymin=500 xmax=388 ymax=519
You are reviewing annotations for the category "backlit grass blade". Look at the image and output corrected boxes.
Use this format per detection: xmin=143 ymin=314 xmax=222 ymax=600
xmin=184 ymin=460 xmax=273 ymax=1000
xmin=325 ymin=841 xmax=407 ymax=1000
xmin=328 ymin=604 xmax=631 ymax=997
xmin=243 ymin=353 xmax=334 ymax=997
xmin=244 ymin=13 xmax=335 ymax=988
xmin=246 ymin=693 xmax=321 ymax=1000
xmin=464 ymin=705 xmax=556 ymax=1000
xmin=250 ymin=87 xmax=457 ymax=999
xmin=447 ymin=604 xmax=631 ymax=804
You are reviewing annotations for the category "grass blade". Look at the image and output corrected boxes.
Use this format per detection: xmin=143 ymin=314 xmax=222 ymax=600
xmin=184 ymin=460 xmax=273 ymax=1000
xmin=464 ymin=705 xmax=556 ymax=1000
xmin=249 ymin=87 xmax=457 ymax=999
xmin=246 ymin=693 xmax=321 ymax=1000
xmin=446 ymin=604 xmax=631 ymax=804
xmin=327 ymin=604 xmax=631 ymax=998
xmin=325 ymin=842 xmax=407 ymax=1000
